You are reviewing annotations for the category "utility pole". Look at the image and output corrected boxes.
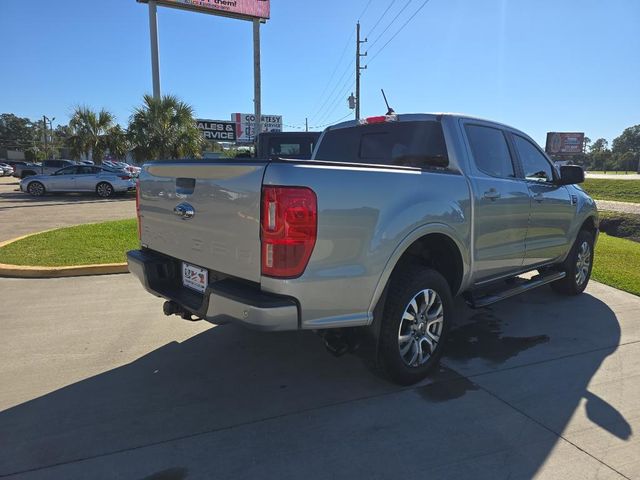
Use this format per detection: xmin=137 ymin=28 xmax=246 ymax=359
xmin=355 ymin=22 xmax=367 ymax=120
xmin=253 ymin=19 xmax=262 ymax=143
xmin=42 ymin=116 xmax=47 ymax=159
xmin=148 ymin=0 xmax=161 ymax=99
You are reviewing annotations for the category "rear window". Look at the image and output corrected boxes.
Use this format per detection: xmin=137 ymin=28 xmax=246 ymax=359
xmin=315 ymin=121 xmax=448 ymax=168
xmin=267 ymin=138 xmax=317 ymax=159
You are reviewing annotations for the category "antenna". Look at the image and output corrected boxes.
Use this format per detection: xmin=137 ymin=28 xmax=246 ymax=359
xmin=381 ymin=89 xmax=395 ymax=115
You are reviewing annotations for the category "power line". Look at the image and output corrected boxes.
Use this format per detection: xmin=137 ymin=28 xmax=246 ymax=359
xmin=317 ymin=79 xmax=356 ymax=125
xmin=309 ymin=30 xmax=355 ymax=117
xmin=366 ymin=0 xmax=397 ymax=38
xmin=368 ymin=0 xmax=434 ymax=65
xmin=309 ymin=0 xmax=374 ymax=121
xmin=312 ymin=58 xmax=355 ymax=121
xmin=358 ymin=0 xmax=374 ymax=21
xmin=312 ymin=111 xmax=354 ymax=129
xmin=367 ymin=0 xmax=413 ymax=51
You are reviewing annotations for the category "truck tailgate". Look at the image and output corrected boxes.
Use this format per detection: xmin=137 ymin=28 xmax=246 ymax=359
xmin=139 ymin=161 xmax=267 ymax=283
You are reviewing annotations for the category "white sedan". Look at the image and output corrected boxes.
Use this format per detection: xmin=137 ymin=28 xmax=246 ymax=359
xmin=20 ymin=165 xmax=136 ymax=198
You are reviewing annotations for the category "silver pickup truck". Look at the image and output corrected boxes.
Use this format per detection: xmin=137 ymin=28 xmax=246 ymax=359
xmin=128 ymin=113 xmax=598 ymax=384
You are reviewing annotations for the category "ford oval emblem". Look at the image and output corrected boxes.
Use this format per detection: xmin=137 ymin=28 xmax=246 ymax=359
xmin=174 ymin=202 xmax=195 ymax=220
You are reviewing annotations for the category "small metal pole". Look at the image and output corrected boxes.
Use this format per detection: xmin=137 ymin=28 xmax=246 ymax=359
xmin=253 ymin=19 xmax=262 ymax=142
xmin=42 ymin=116 xmax=47 ymax=159
xmin=305 ymin=117 xmax=308 ymax=132
xmin=148 ymin=0 xmax=161 ymax=99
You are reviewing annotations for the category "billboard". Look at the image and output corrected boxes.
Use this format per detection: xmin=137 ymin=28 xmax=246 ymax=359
xmin=138 ymin=0 xmax=270 ymax=21
xmin=197 ymin=119 xmax=237 ymax=142
xmin=232 ymin=113 xmax=282 ymax=143
xmin=545 ymin=132 xmax=585 ymax=155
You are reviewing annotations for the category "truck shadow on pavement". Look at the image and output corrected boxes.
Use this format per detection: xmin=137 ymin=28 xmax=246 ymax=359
xmin=0 ymin=289 xmax=628 ymax=479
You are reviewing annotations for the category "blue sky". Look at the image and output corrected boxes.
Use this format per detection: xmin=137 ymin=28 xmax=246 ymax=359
xmin=1 ymin=0 xmax=638 ymax=145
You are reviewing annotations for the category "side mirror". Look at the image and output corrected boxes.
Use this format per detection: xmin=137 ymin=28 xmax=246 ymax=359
xmin=557 ymin=165 xmax=584 ymax=185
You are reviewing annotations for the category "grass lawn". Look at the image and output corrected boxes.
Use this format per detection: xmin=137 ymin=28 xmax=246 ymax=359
xmin=582 ymin=178 xmax=640 ymax=203
xmin=592 ymin=233 xmax=640 ymax=297
xmin=0 ymin=219 xmax=138 ymax=267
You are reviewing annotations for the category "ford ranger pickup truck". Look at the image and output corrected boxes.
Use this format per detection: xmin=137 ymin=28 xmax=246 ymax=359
xmin=127 ymin=113 xmax=598 ymax=385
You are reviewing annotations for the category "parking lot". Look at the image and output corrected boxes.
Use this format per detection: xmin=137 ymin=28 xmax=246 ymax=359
xmin=0 ymin=188 xmax=639 ymax=479
xmin=0 ymin=177 xmax=135 ymax=242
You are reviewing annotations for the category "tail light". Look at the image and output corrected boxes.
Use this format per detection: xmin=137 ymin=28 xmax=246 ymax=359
xmin=135 ymin=179 xmax=141 ymax=241
xmin=119 ymin=175 xmax=132 ymax=180
xmin=261 ymin=186 xmax=317 ymax=278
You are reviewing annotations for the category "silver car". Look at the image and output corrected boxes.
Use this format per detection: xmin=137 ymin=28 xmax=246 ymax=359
xmin=20 ymin=165 xmax=136 ymax=198
xmin=0 ymin=163 xmax=14 ymax=176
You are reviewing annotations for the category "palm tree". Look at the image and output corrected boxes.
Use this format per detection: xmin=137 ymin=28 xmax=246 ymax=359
xmin=68 ymin=107 xmax=117 ymax=163
xmin=128 ymin=94 xmax=203 ymax=162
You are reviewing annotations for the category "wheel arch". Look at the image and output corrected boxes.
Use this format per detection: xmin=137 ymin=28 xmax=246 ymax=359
xmin=368 ymin=224 xmax=470 ymax=316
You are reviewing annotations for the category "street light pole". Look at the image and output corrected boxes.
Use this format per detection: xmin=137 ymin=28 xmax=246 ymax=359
xmin=148 ymin=0 xmax=161 ymax=99
xmin=42 ymin=116 xmax=55 ymax=160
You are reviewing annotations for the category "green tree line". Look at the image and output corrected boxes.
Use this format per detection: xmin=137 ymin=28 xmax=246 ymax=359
xmin=0 ymin=95 xmax=204 ymax=164
xmin=550 ymin=125 xmax=640 ymax=172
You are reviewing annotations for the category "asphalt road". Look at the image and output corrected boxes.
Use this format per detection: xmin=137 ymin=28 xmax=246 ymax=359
xmin=0 ymin=176 xmax=135 ymax=242
xmin=0 ymin=273 xmax=638 ymax=479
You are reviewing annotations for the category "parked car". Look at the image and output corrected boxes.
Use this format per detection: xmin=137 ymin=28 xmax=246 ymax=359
xmin=20 ymin=165 xmax=136 ymax=198
xmin=13 ymin=159 xmax=76 ymax=179
xmin=0 ymin=163 xmax=14 ymax=176
xmin=127 ymin=112 xmax=597 ymax=385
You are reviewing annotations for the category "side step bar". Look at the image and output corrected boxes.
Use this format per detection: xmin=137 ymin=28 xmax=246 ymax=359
xmin=466 ymin=271 xmax=566 ymax=309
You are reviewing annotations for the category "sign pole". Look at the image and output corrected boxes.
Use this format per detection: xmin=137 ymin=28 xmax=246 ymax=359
xmin=253 ymin=19 xmax=261 ymax=143
xmin=148 ymin=0 xmax=161 ymax=99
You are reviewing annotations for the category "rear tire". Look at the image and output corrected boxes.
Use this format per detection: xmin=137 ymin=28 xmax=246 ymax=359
xmin=551 ymin=230 xmax=594 ymax=295
xmin=96 ymin=182 xmax=114 ymax=198
xmin=27 ymin=181 xmax=45 ymax=197
xmin=379 ymin=265 xmax=453 ymax=385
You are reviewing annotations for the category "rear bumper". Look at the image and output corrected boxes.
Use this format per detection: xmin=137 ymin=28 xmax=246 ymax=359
xmin=127 ymin=249 xmax=299 ymax=331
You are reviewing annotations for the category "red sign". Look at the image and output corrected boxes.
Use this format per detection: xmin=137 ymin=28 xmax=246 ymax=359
xmin=140 ymin=0 xmax=270 ymax=20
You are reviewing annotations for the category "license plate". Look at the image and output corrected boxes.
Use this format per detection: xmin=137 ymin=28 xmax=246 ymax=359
xmin=182 ymin=262 xmax=208 ymax=293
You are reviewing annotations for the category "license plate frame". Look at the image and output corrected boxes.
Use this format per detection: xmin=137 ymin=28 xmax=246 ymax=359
xmin=182 ymin=262 xmax=208 ymax=293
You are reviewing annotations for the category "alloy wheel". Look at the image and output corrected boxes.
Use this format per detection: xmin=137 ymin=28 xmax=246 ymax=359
xmin=397 ymin=289 xmax=444 ymax=367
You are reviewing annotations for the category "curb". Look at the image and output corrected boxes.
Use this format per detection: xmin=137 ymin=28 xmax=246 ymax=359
xmin=0 ymin=230 xmax=129 ymax=279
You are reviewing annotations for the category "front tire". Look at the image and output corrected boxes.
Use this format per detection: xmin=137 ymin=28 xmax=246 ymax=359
xmin=27 ymin=181 xmax=45 ymax=197
xmin=551 ymin=229 xmax=595 ymax=295
xmin=379 ymin=265 xmax=453 ymax=385
xmin=96 ymin=182 xmax=114 ymax=198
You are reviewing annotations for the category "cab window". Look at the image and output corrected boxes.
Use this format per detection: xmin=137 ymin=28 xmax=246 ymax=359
xmin=465 ymin=125 xmax=515 ymax=178
xmin=513 ymin=135 xmax=554 ymax=183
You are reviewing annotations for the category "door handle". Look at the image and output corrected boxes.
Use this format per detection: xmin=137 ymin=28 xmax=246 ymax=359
xmin=483 ymin=189 xmax=501 ymax=201
xmin=533 ymin=193 xmax=544 ymax=203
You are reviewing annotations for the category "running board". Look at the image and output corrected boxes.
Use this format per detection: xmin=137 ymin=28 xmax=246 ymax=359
xmin=466 ymin=271 xmax=566 ymax=308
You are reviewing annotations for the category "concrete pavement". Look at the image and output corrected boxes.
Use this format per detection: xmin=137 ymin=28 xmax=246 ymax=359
xmin=586 ymin=173 xmax=640 ymax=180
xmin=596 ymin=200 xmax=640 ymax=215
xmin=0 ymin=177 xmax=135 ymax=242
xmin=0 ymin=273 xmax=638 ymax=479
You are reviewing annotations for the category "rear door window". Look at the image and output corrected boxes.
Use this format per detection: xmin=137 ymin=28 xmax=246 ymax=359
xmin=465 ymin=125 xmax=515 ymax=178
xmin=315 ymin=121 xmax=448 ymax=168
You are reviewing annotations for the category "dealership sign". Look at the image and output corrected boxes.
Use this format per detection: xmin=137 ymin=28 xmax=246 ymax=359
xmin=232 ymin=113 xmax=282 ymax=143
xmin=545 ymin=132 xmax=585 ymax=155
xmin=138 ymin=0 xmax=270 ymax=21
xmin=197 ymin=119 xmax=237 ymax=142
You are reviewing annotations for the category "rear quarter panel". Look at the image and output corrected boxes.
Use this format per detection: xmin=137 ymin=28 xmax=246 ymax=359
xmin=261 ymin=162 xmax=471 ymax=329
